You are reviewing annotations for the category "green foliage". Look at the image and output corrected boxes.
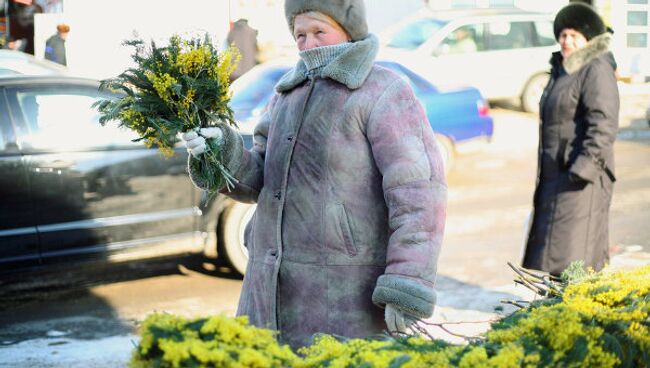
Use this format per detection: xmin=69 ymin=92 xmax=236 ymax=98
xmin=93 ymin=34 xmax=241 ymax=192
xmin=129 ymin=314 xmax=299 ymax=368
xmin=561 ymin=260 xmax=589 ymax=284
xmin=130 ymin=264 xmax=650 ymax=367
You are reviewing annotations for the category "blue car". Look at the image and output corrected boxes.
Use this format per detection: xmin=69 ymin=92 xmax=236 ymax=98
xmin=229 ymin=59 xmax=494 ymax=170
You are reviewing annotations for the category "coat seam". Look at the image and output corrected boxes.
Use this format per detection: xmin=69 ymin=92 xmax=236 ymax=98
xmin=383 ymin=178 xmax=443 ymax=195
xmin=272 ymin=77 xmax=317 ymax=331
xmin=366 ymin=77 xmax=402 ymax=134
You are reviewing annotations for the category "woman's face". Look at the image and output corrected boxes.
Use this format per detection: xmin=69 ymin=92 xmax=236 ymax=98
xmin=293 ymin=14 xmax=350 ymax=51
xmin=559 ymin=28 xmax=588 ymax=58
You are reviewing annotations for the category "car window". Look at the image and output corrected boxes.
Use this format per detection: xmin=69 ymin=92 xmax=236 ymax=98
xmin=387 ymin=18 xmax=447 ymax=50
xmin=534 ymin=21 xmax=556 ymax=47
xmin=437 ymin=24 xmax=485 ymax=55
xmin=10 ymin=86 xmax=138 ymax=151
xmin=487 ymin=21 xmax=534 ymax=50
xmin=0 ymin=102 xmax=8 ymax=152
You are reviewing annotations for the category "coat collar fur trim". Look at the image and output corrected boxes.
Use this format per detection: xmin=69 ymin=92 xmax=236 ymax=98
xmin=275 ymin=34 xmax=379 ymax=92
xmin=562 ymin=32 xmax=613 ymax=75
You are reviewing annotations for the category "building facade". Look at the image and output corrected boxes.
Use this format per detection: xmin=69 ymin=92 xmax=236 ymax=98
xmin=603 ymin=0 xmax=650 ymax=81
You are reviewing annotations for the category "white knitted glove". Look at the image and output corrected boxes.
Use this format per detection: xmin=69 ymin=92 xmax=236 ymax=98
xmin=181 ymin=127 xmax=223 ymax=157
xmin=385 ymin=303 xmax=416 ymax=333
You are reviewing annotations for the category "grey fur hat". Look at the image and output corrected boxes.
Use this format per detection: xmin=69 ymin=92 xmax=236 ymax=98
xmin=284 ymin=0 xmax=368 ymax=41
xmin=553 ymin=3 xmax=606 ymax=41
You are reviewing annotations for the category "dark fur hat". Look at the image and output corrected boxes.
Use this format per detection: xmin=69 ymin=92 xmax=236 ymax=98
xmin=284 ymin=0 xmax=368 ymax=41
xmin=554 ymin=3 xmax=606 ymax=41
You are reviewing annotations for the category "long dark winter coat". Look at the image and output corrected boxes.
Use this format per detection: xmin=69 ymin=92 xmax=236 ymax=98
xmin=523 ymin=33 xmax=619 ymax=275
xmin=191 ymin=35 xmax=447 ymax=348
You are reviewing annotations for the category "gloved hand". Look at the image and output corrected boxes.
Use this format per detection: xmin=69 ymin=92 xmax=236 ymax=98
xmin=385 ymin=303 xmax=416 ymax=334
xmin=181 ymin=127 xmax=223 ymax=157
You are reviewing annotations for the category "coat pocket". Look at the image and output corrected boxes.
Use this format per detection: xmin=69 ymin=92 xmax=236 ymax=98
xmin=558 ymin=139 xmax=570 ymax=170
xmin=324 ymin=202 xmax=358 ymax=257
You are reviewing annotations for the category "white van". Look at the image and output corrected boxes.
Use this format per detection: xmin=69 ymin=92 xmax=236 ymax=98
xmin=380 ymin=8 xmax=559 ymax=113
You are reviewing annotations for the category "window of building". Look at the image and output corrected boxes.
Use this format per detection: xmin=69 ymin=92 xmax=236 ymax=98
xmin=627 ymin=33 xmax=648 ymax=47
xmin=627 ymin=11 xmax=648 ymax=25
xmin=451 ymin=0 xmax=477 ymax=8
xmin=489 ymin=0 xmax=514 ymax=7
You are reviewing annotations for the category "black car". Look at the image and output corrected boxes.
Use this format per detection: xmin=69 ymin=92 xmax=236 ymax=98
xmin=0 ymin=76 xmax=245 ymax=274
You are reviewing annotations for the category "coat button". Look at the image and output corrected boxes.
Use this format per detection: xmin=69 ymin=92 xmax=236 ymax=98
xmin=287 ymin=136 xmax=293 ymax=142
xmin=274 ymin=191 xmax=281 ymax=200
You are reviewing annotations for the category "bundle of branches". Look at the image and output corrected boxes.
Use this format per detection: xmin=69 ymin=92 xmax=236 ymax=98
xmin=93 ymin=34 xmax=240 ymax=192
xmin=129 ymin=263 xmax=650 ymax=367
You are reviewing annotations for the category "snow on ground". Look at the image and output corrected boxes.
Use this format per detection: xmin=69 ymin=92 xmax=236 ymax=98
xmin=0 ymin=334 xmax=138 ymax=368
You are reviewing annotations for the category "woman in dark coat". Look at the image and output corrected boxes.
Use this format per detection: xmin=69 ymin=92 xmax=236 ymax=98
xmin=523 ymin=3 xmax=619 ymax=276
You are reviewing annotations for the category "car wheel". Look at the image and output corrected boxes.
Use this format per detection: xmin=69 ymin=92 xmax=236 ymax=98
xmin=520 ymin=73 xmax=549 ymax=114
xmin=435 ymin=134 xmax=455 ymax=175
xmin=218 ymin=202 xmax=255 ymax=275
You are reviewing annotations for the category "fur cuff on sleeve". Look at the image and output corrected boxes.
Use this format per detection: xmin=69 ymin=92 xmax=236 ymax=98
xmin=570 ymin=154 xmax=600 ymax=183
xmin=218 ymin=124 xmax=245 ymax=174
xmin=372 ymin=274 xmax=436 ymax=319
xmin=186 ymin=124 xmax=245 ymax=191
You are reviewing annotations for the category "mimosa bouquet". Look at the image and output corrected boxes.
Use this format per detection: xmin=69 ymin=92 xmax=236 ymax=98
xmin=93 ymin=34 xmax=241 ymax=192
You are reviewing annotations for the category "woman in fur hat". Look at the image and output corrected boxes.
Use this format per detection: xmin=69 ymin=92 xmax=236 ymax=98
xmin=182 ymin=0 xmax=447 ymax=349
xmin=522 ymin=3 xmax=619 ymax=276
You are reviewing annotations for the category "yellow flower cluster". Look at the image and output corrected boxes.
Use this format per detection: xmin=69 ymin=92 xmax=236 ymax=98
xmin=564 ymin=265 xmax=650 ymax=306
xmin=488 ymin=306 xmax=619 ymax=366
xmin=562 ymin=265 xmax=650 ymax=351
xmin=142 ymin=137 xmax=175 ymax=158
xmin=179 ymin=88 xmax=195 ymax=112
xmin=119 ymin=108 xmax=145 ymax=130
xmin=297 ymin=335 xmax=460 ymax=368
xmin=176 ymin=46 xmax=212 ymax=76
xmin=455 ymin=344 xmax=540 ymax=368
xmin=132 ymin=314 xmax=299 ymax=368
xmin=210 ymin=45 xmax=240 ymax=83
xmin=146 ymin=71 xmax=177 ymax=102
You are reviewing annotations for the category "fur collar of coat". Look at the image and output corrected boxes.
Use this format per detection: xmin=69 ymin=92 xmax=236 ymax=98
xmin=554 ymin=32 xmax=614 ymax=75
xmin=275 ymin=34 xmax=379 ymax=92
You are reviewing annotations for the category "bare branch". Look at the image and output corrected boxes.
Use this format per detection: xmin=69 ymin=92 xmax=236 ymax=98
xmin=419 ymin=319 xmax=498 ymax=326
xmin=508 ymin=262 xmax=563 ymax=296
xmin=500 ymin=300 xmax=528 ymax=309
xmin=411 ymin=323 xmax=436 ymax=341
xmin=514 ymin=277 xmax=548 ymax=296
